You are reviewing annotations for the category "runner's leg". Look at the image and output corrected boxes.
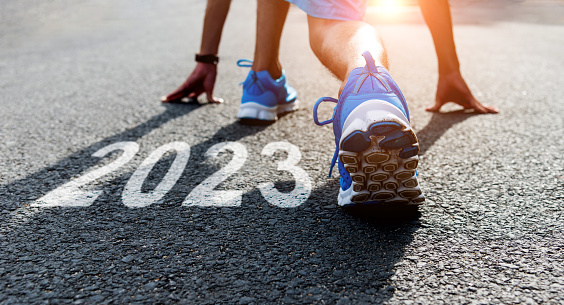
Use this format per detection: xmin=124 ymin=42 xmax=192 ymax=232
xmin=253 ymin=0 xmax=290 ymax=79
xmin=305 ymin=6 xmax=424 ymax=206
xmin=237 ymin=0 xmax=297 ymax=122
xmin=307 ymin=16 xmax=389 ymax=93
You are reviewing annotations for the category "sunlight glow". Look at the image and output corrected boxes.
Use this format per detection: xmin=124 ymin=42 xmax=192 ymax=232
xmin=370 ymin=0 xmax=406 ymax=16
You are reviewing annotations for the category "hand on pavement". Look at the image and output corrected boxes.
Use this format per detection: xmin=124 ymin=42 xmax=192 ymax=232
xmin=161 ymin=62 xmax=223 ymax=104
xmin=426 ymin=71 xmax=498 ymax=114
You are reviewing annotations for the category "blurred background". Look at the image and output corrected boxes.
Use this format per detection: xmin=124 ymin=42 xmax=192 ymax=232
xmin=368 ymin=0 xmax=564 ymax=24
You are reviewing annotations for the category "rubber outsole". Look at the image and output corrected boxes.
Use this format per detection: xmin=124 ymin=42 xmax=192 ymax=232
xmin=237 ymin=100 xmax=299 ymax=122
xmin=337 ymin=102 xmax=424 ymax=207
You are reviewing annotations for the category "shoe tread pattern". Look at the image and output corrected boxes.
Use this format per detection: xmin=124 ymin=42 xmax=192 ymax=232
xmin=339 ymin=121 xmax=424 ymax=206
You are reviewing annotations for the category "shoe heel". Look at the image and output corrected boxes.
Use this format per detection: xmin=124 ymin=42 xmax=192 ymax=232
xmin=338 ymin=101 xmax=424 ymax=206
xmin=237 ymin=102 xmax=278 ymax=121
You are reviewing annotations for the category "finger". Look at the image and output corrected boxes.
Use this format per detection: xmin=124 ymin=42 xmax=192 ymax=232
xmin=205 ymin=93 xmax=224 ymax=104
xmin=162 ymin=76 xmax=203 ymax=102
xmin=203 ymin=74 xmax=222 ymax=103
xmin=468 ymin=98 xmax=490 ymax=114
xmin=484 ymin=104 xmax=499 ymax=114
xmin=204 ymin=91 xmax=216 ymax=103
xmin=425 ymin=100 xmax=444 ymax=112
xmin=162 ymin=86 xmax=191 ymax=102
xmin=190 ymin=88 xmax=205 ymax=99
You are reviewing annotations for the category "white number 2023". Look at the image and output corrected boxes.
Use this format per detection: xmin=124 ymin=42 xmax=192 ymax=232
xmin=33 ymin=141 xmax=312 ymax=208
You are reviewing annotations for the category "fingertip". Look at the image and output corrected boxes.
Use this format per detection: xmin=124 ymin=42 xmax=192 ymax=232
xmin=472 ymin=103 xmax=489 ymax=114
xmin=487 ymin=105 xmax=499 ymax=113
xmin=425 ymin=106 xmax=440 ymax=112
xmin=208 ymin=97 xmax=224 ymax=104
xmin=164 ymin=92 xmax=183 ymax=102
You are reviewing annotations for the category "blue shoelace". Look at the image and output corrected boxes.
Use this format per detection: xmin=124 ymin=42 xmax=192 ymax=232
xmin=313 ymin=96 xmax=340 ymax=177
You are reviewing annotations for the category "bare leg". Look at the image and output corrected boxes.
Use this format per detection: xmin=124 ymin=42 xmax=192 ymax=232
xmin=253 ymin=0 xmax=290 ymax=79
xmin=237 ymin=0 xmax=298 ymax=122
xmin=307 ymin=16 xmax=389 ymax=94
xmin=307 ymin=17 xmax=426 ymax=207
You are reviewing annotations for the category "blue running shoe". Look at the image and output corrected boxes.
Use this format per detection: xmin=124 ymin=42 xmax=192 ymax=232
xmin=313 ymin=51 xmax=424 ymax=207
xmin=237 ymin=59 xmax=299 ymax=121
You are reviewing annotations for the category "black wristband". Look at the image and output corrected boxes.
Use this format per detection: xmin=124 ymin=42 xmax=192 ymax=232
xmin=195 ymin=54 xmax=219 ymax=65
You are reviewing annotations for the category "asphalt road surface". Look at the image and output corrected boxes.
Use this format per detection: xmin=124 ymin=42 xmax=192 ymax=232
xmin=1 ymin=0 xmax=563 ymax=304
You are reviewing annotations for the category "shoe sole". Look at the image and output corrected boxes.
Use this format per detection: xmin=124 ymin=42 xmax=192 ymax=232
xmin=337 ymin=100 xmax=424 ymax=207
xmin=237 ymin=100 xmax=299 ymax=122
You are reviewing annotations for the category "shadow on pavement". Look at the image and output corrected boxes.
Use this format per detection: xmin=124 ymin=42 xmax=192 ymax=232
xmin=0 ymin=103 xmax=200 ymax=213
xmin=416 ymin=110 xmax=478 ymax=156
xmin=0 ymin=104 xmax=424 ymax=303
xmin=0 ymin=102 xmax=272 ymax=219
xmin=1 ymin=180 xmax=420 ymax=303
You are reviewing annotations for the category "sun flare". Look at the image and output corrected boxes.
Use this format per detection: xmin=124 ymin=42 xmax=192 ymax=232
xmin=376 ymin=0 xmax=403 ymax=15
xmin=367 ymin=0 xmax=413 ymax=20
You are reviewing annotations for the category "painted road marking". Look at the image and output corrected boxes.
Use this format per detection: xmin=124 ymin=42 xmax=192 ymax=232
xmin=259 ymin=142 xmax=312 ymax=208
xmin=33 ymin=142 xmax=139 ymax=207
xmin=123 ymin=142 xmax=191 ymax=208
xmin=183 ymin=141 xmax=248 ymax=207
xmin=30 ymin=141 xmax=312 ymax=208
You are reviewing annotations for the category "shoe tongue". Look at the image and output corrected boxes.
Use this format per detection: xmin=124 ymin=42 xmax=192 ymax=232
xmin=362 ymin=50 xmax=379 ymax=73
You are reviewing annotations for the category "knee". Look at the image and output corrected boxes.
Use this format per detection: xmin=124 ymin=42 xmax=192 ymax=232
xmin=307 ymin=17 xmax=377 ymax=49
xmin=307 ymin=16 xmax=340 ymax=53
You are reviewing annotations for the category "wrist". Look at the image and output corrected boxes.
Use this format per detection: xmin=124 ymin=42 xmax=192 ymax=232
xmin=437 ymin=57 xmax=460 ymax=76
xmin=438 ymin=65 xmax=460 ymax=77
xmin=195 ymin=53 xmax=219 ymax=65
